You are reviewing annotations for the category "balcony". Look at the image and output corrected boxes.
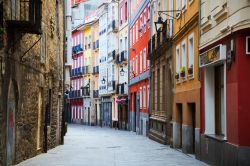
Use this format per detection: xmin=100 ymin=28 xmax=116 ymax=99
xmin=112 ymin=20 xmax=118 ymax=32
xmin=92 ymin=66 xmax=99 ymax=75
xmin=93 ymin=90 xmax=99 ymax=98
xmin=6 ymin=0 xmax=42 ymax=34
xmin=116 ymin=51 xmax=127 ymax=64
xmin=83 ymin=66 xmax=90 ymax=75
xmin=108 ymin=80 xmax=116 ymax=91
xmin=70 ymin=67 xmax=83 ymax=77
xmin=116 ymin=83 xmax=125 ymax=95
xmin=72 ymin=44 xmax=83 ymax=55
xmin=108 ymin=50 xmax=116 ymax=62
xmin=82 ymin=87 xmax=90 ymax=97
xmin=69 ymin=90 xmax=82 ymax=99
xmin=148 ymin=20 xmax=172 ymax=61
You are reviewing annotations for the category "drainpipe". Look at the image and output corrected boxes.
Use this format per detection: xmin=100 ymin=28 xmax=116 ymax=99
xmin=127 ymin=0 xmax=131 ymax=131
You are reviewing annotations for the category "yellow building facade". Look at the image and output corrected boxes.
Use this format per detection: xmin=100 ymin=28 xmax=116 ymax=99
xmin=172 ymin=0 xmax=200 ymax=154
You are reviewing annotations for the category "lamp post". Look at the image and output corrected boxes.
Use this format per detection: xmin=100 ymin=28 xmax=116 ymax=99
xmin=120 ymin=67 xmax=125 ymax=76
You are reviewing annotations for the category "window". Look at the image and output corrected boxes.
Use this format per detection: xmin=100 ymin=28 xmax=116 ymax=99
xmin=140 ymin=87 xmax=142 ymax=108
xmin=181 ymin=40 xmax=186 ymax=68
xmin=140 ymin=51 xmax=142 ymax=73
xmin=176 ymin=45 xmax=180 ymax=73
xmin=129 ymin=29 xmax=133 ymax=48
xmin=147 ymin=85 xmax=150 ymax=108
xmin=140 ymin=15 xmax=143 ymax=37
xmin=120 ymin=6 xmax=123 ymax=25
xmin=125 ymin=2 xmax=128 ymax=21
xmin=144 ymin=10 xmax=147 ymax=32
xmin=148 ymin=5 xmax=151 ymax=29
xmin=188 ymin=33 xmax=194 ymax=68
xmin=133 ymin=58 xmax=135 ymax=74
xmin=143 ymin=86 xmax=146 ymax=108
xmin=246 ymin=36 xmax=250 ymax=54
xmin=133 ymin=26 xmax=135 ymax=45
xmin=176 ymin=0 xmax=181 ymax=18
xmin=143 ymin=48 xmax=146 ymax=70
xmin=136 ymin=21 xmax=138 ymax=41
xmin=182 ymin=0 xmax=187 ymax=10
xmin=136 ymin=56 xmax=138 ymax=74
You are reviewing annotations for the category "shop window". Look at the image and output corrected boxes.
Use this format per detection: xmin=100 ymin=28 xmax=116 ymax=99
xmin=246 ymin=36 xmax=250 ymax=54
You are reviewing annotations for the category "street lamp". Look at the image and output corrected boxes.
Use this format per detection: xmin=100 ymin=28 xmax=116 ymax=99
xmin=154 ymin=16 xmax=164 ymax=33
xmin=120 ymin=67 xmax=125 ymax=76
xmin=102 ymin=77 xmax=106 ymax=84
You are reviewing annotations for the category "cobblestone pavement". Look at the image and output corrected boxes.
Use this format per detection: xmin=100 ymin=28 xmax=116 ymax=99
xmin=17 ymin=124 xmax=208 ymax=166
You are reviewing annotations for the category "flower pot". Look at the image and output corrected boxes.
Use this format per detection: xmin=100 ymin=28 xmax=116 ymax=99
xmin=180 ymin=72 xmax=185 ymax=78
xmin=188 ymin=67 xmax=193 ymax=75
xmin=175 ymin=73 xmax=179 ymax=80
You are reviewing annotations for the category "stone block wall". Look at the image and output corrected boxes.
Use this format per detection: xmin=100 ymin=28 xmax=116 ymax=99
xmin=0 ymin=0 xmax=65 ymax=165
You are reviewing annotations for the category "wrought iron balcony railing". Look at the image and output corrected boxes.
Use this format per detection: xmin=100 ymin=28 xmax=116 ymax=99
xmin=6 ymin=0 xmax=42 ymax=34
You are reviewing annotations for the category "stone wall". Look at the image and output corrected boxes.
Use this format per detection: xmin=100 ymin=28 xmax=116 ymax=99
xmin=0 ymin=0 xmax=65 ymax=165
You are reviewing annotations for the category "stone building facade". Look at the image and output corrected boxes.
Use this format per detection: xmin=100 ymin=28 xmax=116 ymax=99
xmin=148 ymin=0 xmax=173 ymax=145
xmin=0 ymin=0 xmax=65 ymax=165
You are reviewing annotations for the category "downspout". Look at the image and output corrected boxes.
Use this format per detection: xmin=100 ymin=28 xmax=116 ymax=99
xmin=127 ymin=0 xmax=131 ymax=131
xmin=198 ymin=0 xmax=201 ymax=160
xmin=61 ymin=0 xmax=66 ymax=145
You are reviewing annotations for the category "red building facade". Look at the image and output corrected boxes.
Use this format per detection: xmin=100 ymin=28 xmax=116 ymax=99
xmin=70 ymin=29 xmax=84 ymax=123
xmin=129 ymin=0 xmax=150 ymax=135
xmin=199 ymin=29 xmax=250 ymax=165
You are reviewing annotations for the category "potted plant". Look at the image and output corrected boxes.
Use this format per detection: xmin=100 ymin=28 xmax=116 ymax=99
xmin=180 ymin=67 xmax=186 ymax=78
xmin=175 ymin=73 xmax=179 ymax=80
xmin=188 ymin=64 xmax=193 ymax=75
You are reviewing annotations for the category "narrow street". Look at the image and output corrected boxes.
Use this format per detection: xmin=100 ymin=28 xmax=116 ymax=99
xmin=17 ymin=125 xmax=207 ymax=166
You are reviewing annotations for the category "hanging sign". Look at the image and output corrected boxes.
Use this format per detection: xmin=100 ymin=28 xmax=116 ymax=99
xmin=199 ymin=44 xmax=226 ymax=67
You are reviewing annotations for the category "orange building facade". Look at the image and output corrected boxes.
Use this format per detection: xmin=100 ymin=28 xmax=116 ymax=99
xmin=172 ymin=0 xmax=201 ymax=155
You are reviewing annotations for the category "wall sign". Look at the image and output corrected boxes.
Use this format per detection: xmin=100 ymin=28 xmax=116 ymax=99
xmin=199 ymin=44 xmax=226 ymax=68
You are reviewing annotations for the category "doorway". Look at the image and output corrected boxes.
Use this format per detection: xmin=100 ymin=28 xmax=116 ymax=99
xmin=215 ymin=65 xmax=225 ymax=136
xmin=188 ymin=103 xmax=196 ymax=154
xmin=176 ymin=103 xmax=183 ymax=148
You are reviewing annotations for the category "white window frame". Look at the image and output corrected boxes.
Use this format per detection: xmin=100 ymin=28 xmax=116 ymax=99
xmin=188 ymin=33 xmax=194 ymax=68
xmin=143 ymin=48 xmax=146 ymax=71
xmin=136 ymin=56 xmax=138 ymax=74
xmin=136 ymin=21 xmax=138 ymax=42
xmin=144 ymin=10 xmax=147 ymax=33
xmin=143 ymin=86 xmax=146 ymax=108
xmin=140 ymin=51 xmax=142 ymax=73
xmin=147 ymin=85 xmax=150 ymax=108
xmin=140 ymin=15 xmax=143 ymax=37
xmin=246 ymin=36 xmax=250 ymax=54
xmin=182 ymin=0 xmax=187 ymax=10
xmin=176 ymin=45 xmax=180 ymax=73
xmin=148 ymin=4 xmax=151 ymax=29
xmin=176 ymin=0 xmax=181 ymax=19
xmin=181 ymin=40 xmax=186 ymax=68
xmin=140 ymin=87 xmax=142 ymax=108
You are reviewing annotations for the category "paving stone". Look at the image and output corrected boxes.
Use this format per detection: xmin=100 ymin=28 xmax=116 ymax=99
xmin=17 ymin=124 xmax=208 ymax=166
